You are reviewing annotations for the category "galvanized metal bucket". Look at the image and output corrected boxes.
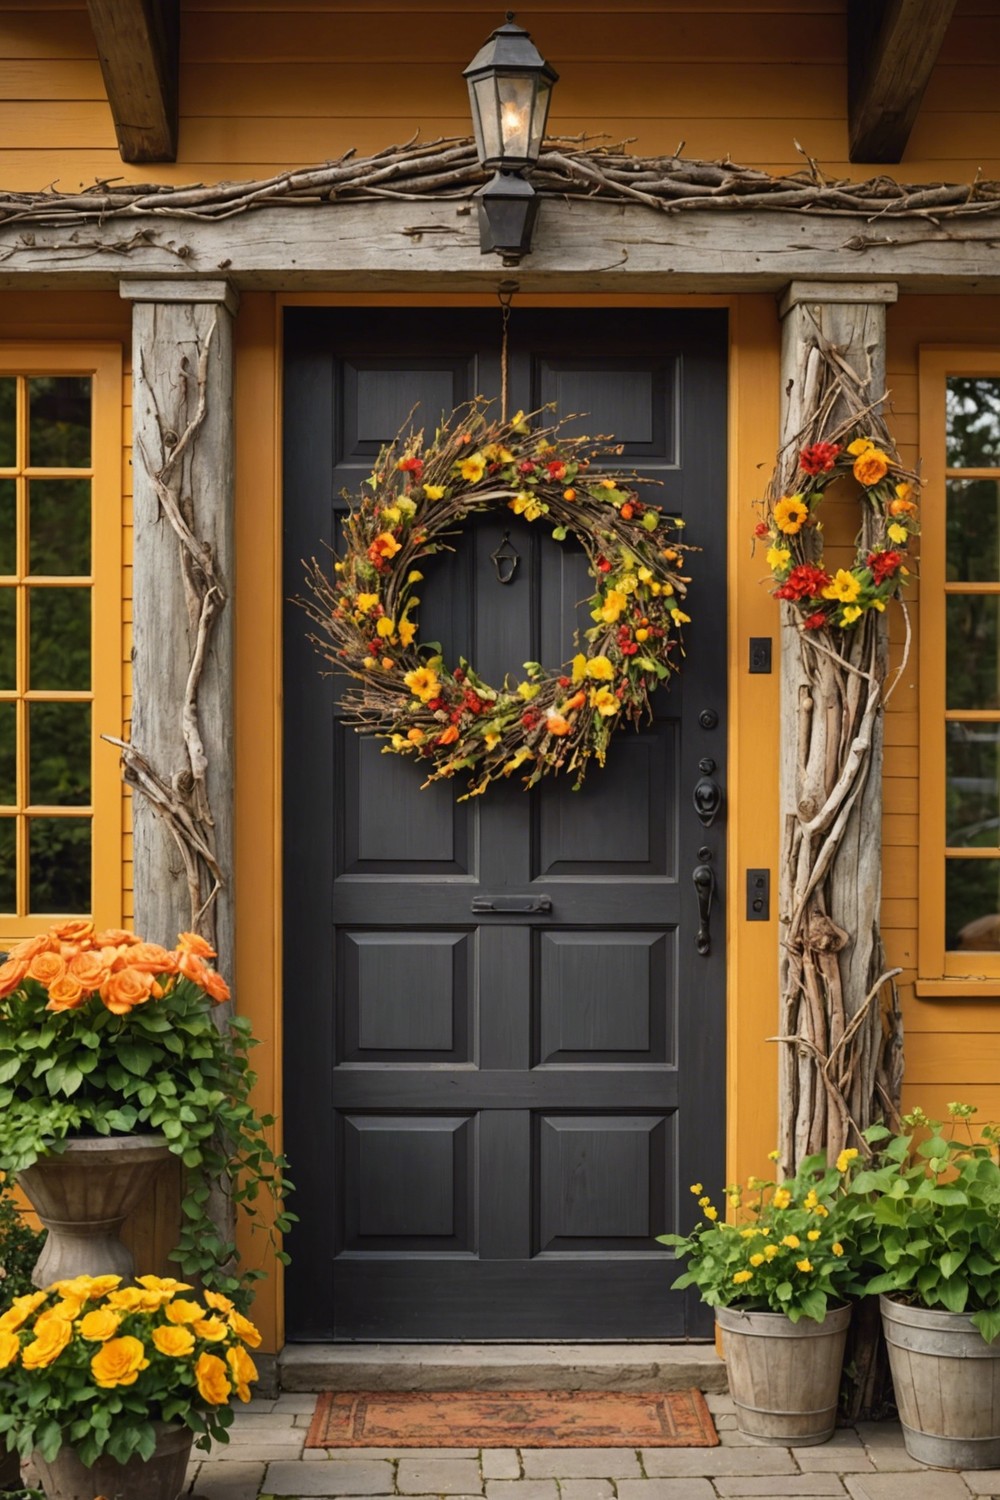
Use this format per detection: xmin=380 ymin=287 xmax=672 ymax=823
xmin=881 ymin=1295 xmax=1000 ymax=1469
xmin=716 ymin=1301 xmax=851 ymax=1445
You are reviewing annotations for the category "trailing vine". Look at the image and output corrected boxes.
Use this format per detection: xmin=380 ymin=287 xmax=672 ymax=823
xmin=299 ymin=403 xmax=692 ymax=798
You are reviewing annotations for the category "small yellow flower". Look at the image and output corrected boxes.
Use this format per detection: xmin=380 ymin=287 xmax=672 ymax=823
xmin=590 ymin=686 xmax=621 ymax=717
xmin=814 ymin=1204 xmax=829 ymax=1218
xmin=398 ymin=618 xmax=417 ymax=647
xmin=764 ymin=1244 xmax=780 ymax=1261
xmin=406 ymin=728 xmax=425 ymax=745
xmin=795 ymin=1258 xmax=814 ymax=1273
xmin=807 ymin=1230 xmax=821 ymax=1242
xmin=822 ymin=569 xmax=861 ymax=604
xmin=804 ymin=1189 xmax=819 ymax=1210
xmin=703 ymin=1206 xmax=718 ymax=1221
xmin=773 ymin=495 xmax=809 ymax=535
xmin=382 ymin=505 xmax=401 ymax=524
xmin=586 ymin=655 xmax=615 ymax=681
xmin=740 ymin=1227 xmax=759 ymax=1239
xmin=689 ymin=1183 xmax=703 ymax=1194
xmin=749 ymin=1253 xmax=765 ymax=1267
xmin=836 ymin=1148 xmax=859 ymax=1173
xmin=407 ymin=570 xmax=424 ymax=584
xmin=376 ymin=617 xmax=396 ymax=638
xmin=832 ymin=1242 xmax=844 ymax=1257
xmin=404 ymin=666 xmax=441 ymax=703
xmin=484 ymin=730 xmax=501 ymax=750
xmin=772 ymin=1188 xmax=791 ymax=1210
xmin=847 ymin=437 xmax=874 ymax=456
xmin=517 ymin=681 xmax=541 ymax=701
xmin=637 ymin=566 xmax=653 ymax=584
xmin=732 ymin=1270 xmax=753 ymax=1285
xmin=767 ymin=1150 xmax=780 ymax=1162
xmin=571 ymin=653 xmax=588 ymax=683
xmin=355 ymin=593 xmax=379 ymax=613
xmin=423 ymin=484 xmax=446 ymax=500
xmin=670 ymin=608 xmax=691 ymax=626
xmin=767 ymin=545 xmax=792 ymax=572
xmin=599 ymin=589 xmax=628 ymax=623
xmin=510 ymin=491 xmax=545 ymax=522
xmin=781 ymin=1234 xmax=800 ymax=1249
xmin=841 ymin=605 xmax=863 ymax=624
xmin=698 ymin=1196 xmax=710 ymax=1208
xmin=363 ymin=656 xmax=378 ymax=669
xmin=887 ymin=522 xmax=909 ymax=544
xmin=460 ymin=453 xmax=486 ymax=483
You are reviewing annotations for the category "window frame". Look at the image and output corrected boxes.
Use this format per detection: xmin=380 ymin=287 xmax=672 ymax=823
xmin=918 ymin=347 xmax=1000 ymax=994
xmin=0 ymin=343 xmax=123 ymax=940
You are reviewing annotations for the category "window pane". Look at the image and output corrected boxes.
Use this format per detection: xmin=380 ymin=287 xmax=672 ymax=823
xmin=0 ymin=588 xmax=15 ymax=691
xmin=946 ymin=722 xmax=1000 ymax=846
xmin=29 ymin=478 xmax=90 ymax=576
xmin=0 ymin=818 xmax=14 ymax=912
xmin=29 ymin=816 xmax=90 ymax=914
xmin=947 ymin=858 xmax=1000 ymax=949
xmin=29 ymin=588 xmax=90 ymax=690
xmin=0 ymin=703 xmax=14 ymax=807
xmin=30 ymin=702 xmax=90 ymax=806
xmin=0 ymin=379 xmax=15 ymax=468
xmin=28 ymin=377 xmax=91 ymax=468
xmin=946 ymin=595 xmax=1000 ymax=709
xmin=946 ymin=479 xmax=1000 ymax=582
xmin=947 ymin=378 xmax=1000 ymax=470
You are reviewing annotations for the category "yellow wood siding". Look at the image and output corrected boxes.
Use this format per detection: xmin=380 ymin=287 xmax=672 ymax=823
xmin=0 ymin=0 xmax=997 ymax=190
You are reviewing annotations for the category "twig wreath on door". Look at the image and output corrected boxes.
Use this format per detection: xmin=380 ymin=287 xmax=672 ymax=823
xmin=300 ymin=403 xmax=691 ymax=798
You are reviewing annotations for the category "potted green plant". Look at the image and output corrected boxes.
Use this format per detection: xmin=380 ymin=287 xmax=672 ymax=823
xmin=0 ymin=1181 xmax=44 ymax=1492
xmin=848 ymin=1103 xmax=1000 ymax=1469
xmin=0 ymin=922 xmax=294 ymax=1305
xmin=0 ymin=1272 xmax=260 ymax=1500
xmin=659 ymin=1150 xmax=861 ymax=1444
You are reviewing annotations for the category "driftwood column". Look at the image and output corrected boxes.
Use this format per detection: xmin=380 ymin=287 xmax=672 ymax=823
xmin=776 ymin=281 xmax=905 ymax=1176
xmin=120 ymin=279 xmax=237 ymax=975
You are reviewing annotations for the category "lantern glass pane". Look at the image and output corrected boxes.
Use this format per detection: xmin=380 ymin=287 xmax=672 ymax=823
xmin=496 ymin=75 xmax=534 ymax=164
xmin=472 ymin=76 xmax=503 ymax=166
xmin=529 ymin=76 xmax=552 ymax=160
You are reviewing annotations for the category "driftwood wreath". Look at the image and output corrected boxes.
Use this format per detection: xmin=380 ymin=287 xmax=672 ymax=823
xmin=760 ymin=347 xmax=916 ymax=1181
xmin=299 ymin=404 xmax=692 ymax=798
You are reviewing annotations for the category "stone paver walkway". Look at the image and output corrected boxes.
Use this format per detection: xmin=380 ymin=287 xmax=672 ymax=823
xmin=158 ymin=1393 xmax=1000 ymax=1500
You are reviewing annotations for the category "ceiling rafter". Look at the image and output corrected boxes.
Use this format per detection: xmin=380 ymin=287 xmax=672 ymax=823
xmin=848 ymin=0 xmax=957 ymax=164
xmin=86 ymin=0 xmax=179 ymax=164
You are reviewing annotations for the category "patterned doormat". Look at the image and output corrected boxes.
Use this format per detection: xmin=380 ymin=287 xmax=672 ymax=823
xmin=305 ymin=1389 xmax=720 ymax=1448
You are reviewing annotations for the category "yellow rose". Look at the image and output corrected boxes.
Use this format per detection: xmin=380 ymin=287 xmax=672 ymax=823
xmin=0 ymin=1330 xmax=20 ymax=1368
xmin=165 ymin=1298 xmax=206 ymax=1326
xmin=152 ymin=1324 xmax=196 ymax=1358
xmin=22 ymin=1316 xmax=73 ymax=1369
xmin=194 ymin=1316 xmax=229 ymax=1342
xmin=227 ymin=1342 xmax=259 ymax=1403
xmin=195 ymin=1351 xmax=232 ymax=1405
xmin=107 ymin=1287 xmax=147 ymax=1312
xmin=203 ymin=1291 xmax=235 ymax=1314
xmin=91 ymin=1335 xmax=150 ymax=1389
xmin=0 ymin=1291 xmax=47 ymax=1332
xmin=585 ymin=655 xmax=615 ymax=681
xmin=79 ymin=1309 xmax=122 ymax=1342
xmin=136 ymin=1276 xmax=192 ymax=1294
xmin=228 ymin=1311 xmax=262 ymax=1349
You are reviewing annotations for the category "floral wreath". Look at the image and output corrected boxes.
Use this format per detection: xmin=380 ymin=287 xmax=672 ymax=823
xmin=300 ymin=404 xmax=693 ymax=798
xmin=756 ymin=435 xmax=920 ymax=630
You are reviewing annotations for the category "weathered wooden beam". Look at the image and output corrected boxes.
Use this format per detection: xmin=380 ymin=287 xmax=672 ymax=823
xmin=122 ymin=279 xmax=236 ymax=979
xmin=848 ymin=0 xmax=957 ymax=163
xmin=0 ymin=200 xmax=997 ymax=293
xmin=86 ymin=0 xmax=179 ymax=163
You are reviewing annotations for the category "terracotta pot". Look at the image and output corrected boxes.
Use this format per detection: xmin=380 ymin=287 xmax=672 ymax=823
xmin=32 ymin=1423 xmax=193 ymax=1500
xmin=716 ymin=1301 xmax=852 ymax=1445
xmin=17 ymin=1133 xmax=171 ymax=1286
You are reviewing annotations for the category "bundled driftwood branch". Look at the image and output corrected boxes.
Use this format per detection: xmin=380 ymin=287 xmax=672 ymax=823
xmin=772 ymin=340 xmax=907 ymax=1180
xmin=1 ymin=135 xmax=998 ymax=231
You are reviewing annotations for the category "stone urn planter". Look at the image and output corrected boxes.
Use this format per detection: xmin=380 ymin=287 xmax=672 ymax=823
xmin=881 ymin=1294 xmax=1000 ymax=1469
xmin=17 ymin=1134 xmax=171 ymax=1286
xmin=32 ymin=1422 xmax=193 ymax=1500
xmin=716 ymin=1301 xmax=852 ymax=1445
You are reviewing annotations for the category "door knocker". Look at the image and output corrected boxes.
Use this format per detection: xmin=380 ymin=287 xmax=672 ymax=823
xmin=490 ymin=530 xmax=520 ymax=585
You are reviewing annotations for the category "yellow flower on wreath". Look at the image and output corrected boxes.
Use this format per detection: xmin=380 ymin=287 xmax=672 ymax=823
xmin=671 ymin=608 xmax=691 ymax=627
xmin=459 ymin=452 xmax=486 ymax=483
xmin=773 ymin=495 xmax=809 ymax=535
xmin=847 ymin=437 xmax=874 ymax=457
xmin=822 ymin=569 xmax=861 ymax=605
xmin=767 ymin=546 xmax=791 ymax=573
xmin=398 ymin=618 xmax=417 ymax=648
xmin=423 ymin=483 xmax=446 ymax=501
xmin=586 ymin=655 xmax=615 ymax=681
xmin=510 ymin=492 xmax=544 ymax=522
xmin=590 ymin=686 xmax=621 ymax=717
xmin=599 ymin=589 xmax=627 ymax=623
xmin=887 ymin=522 xmax=909 ymax=544
xmin=853 ymin=448 xmax=890 ymax=486
xmin=841 ymin=605 xmax=863 ymax=625
xmin=404 ymin=665 xmax=441 ymax=703
xmin=376 ymin=617 xmax=396 ymax=639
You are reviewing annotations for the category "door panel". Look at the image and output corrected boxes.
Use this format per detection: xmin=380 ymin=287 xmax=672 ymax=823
xmin=283 ymin=307 xmax=727 ymax=1340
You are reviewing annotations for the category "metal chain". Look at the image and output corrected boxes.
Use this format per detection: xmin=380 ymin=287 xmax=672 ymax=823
xmin=497 ymin=280 xmax=517 ymax=424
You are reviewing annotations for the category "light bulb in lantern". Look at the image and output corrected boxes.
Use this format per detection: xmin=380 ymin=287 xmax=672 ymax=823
xmin=501 ymin=99 xmax=528 ymax=148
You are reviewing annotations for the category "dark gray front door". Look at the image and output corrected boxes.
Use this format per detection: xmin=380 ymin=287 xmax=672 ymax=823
xmin=283 ymin=307 xmax=727 ymax=1340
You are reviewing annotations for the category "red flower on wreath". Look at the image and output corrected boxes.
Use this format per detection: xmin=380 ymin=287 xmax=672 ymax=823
xmin=463 ymin=691 xmax=486 ymax=715
xmin=546 ymin=460 xmax=567 ymax=481
xmin=397 ymin=456 xmax=424 ymax=482
xmin=521 ymin=710 xmax=541 ymax=729
xmin=774 ymin=564 xmax=832 ymax=602
xmin=867 ymin=549 xmax=902 ymax=584
xmin=799 ymin=442 xmax=841 ymax=476
xmin=802 ymin=611 xmax=828 ymax=630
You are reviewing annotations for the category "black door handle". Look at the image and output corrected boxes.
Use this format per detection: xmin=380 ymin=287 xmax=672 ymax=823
xmin=692 ymin=862 xmax=715 ymax=956
xmin=471 ymin=895 xmax=553 ymax=914
xmin=693 ymin=756 xmax=723 ymax=827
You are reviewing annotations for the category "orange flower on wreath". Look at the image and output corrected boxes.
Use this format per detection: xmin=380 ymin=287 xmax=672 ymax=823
xmin=852 ymin=447 xmax=889 ymax=486
xmin=773 ymin=495 xmax=809 ymax=535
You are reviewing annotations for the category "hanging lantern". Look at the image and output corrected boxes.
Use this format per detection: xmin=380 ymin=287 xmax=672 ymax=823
xmin=464 ymin=12 xmax=558 ymax=261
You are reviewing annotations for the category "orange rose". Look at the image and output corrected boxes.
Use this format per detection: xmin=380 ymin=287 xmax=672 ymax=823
xmin=93 ymin=928 xmax=140 ymax=947
xmin=201 ymin=967 xmax=231 ymax=1004
xmin=852 ymin=449 xmax=889 ymax=486
xmin=152 ymin=1323 xmax=195 ymax=1358
xmin=194 ymin=1351 xmax=231 ymax=1405
xmin=99 ymin=966 xmax=155 ymax=1015
xmin=68 ymin=950 xmax=110 ymax=990
xmin=0 ymin=957 xmax=28 ymax=998
xmin=27 ymin=952 xmax=66 ymax=987
xmin=6 ymin=934 xmax=54 ymax=963
xmin=91 ymin=1335 xmax=149 ymax=1388
xmin=127 ymin=942 xmax=176 ymax=975
xmin=176 ymin=950 xmax=210 ymax=987
xmin=50 ymin=919 xmax=95 ymax=945
xmin=176 ymin=931 xmax=216 ymax=959
xmin=227 ymin=1342 xmax=259 ymax=1402
xmin=45 ymin=974 xmax=87 ymax=1012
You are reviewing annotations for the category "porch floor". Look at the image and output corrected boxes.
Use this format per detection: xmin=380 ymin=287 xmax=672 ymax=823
xmin=25 ymin=1392 xmax=1000 ymax=1499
